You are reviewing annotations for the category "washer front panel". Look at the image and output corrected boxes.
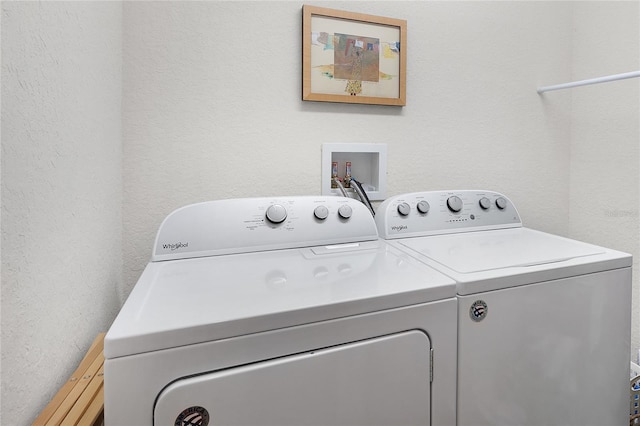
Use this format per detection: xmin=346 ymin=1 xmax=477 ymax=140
xmin=155 ymin=331 xmax=431 ymax=426
xmin=457 ymin=268 xmax=631 ymax=426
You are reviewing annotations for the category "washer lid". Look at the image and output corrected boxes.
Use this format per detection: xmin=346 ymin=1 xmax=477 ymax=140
xmin=105 ymin=241 xmax=456 ymax=359
xmin=397 ymin=228 xmax=631 ymax=294
xmin=400 ymin=228 xmax=605 ymax=273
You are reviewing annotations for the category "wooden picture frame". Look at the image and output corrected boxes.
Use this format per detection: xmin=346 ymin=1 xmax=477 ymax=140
xmin=302 ymin=5 xmax=407 ymax=106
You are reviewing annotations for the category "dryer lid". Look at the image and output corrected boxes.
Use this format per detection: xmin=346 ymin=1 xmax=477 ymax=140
xmin=398 ymin=227 xmax=605 ymax=274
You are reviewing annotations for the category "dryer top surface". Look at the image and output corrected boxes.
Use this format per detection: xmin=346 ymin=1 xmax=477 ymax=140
xmin=105 ymin=240 xmax=456 ymax=358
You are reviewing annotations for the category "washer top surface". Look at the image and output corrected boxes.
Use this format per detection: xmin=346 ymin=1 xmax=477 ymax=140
xmin=376 ymin=190 xmax=632 ymax=295
xmin=105 ymin=196 xmax=456 ymax=359
xmin=399 ymin=227 xmax=604 ymax=274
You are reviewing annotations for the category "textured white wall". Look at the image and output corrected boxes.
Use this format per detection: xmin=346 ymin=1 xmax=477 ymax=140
xmin=122 ymin=0 xmax=574 ymax=298
xmin=1 ymin=2 xmax=122 ymax=423
xmin=568 ymin=1 xmax=640 ymax=360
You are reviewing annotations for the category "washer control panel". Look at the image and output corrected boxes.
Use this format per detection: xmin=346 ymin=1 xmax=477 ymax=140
xmin=153 ymin=196 xmax=378 ymax=261
xmin=376 ymin=190 xmax=522 ymax=239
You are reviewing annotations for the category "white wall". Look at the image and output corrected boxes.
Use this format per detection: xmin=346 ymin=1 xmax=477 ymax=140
xmin=568 ymin=1 xmax=640 ymax=360
xmin=1 ymin=1 xmax=638 ymax=424
xmin=1 ymin=2 xmax=122 ymax=423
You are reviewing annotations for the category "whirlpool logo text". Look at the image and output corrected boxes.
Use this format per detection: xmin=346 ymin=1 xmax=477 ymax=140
xmin=163 ymin=242 xmax=189 ymax=251
xmin=391 ymin=225 xmax=407 ymax=231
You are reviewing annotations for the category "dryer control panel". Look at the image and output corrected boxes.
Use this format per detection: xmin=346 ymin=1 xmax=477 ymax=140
xmin=153 ymin=196 xmax=378 ymax=261
xmin=376 ymin=190 xmax=522 ymax=239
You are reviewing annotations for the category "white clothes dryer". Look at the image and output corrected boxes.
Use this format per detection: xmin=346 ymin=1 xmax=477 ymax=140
xmin=376 ymin=190 xmax=632 ymax=426
xmin=105 ymin=196 xmax=458 ymax=426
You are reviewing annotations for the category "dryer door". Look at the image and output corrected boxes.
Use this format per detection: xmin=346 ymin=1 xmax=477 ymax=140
xmin=155 ymin=330 xmax=431 ymax=426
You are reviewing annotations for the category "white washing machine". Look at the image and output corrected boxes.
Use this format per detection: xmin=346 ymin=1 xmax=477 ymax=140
xmin=104 ymin=196 xmax=458 ymax=426
xmin=376 ymin=190 xmax=632 ymax=426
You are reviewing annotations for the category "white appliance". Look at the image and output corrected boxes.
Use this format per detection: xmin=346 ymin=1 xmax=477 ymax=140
xmin=376 ymin=190 xmax=632 ymax=426
xmin=104 ymin=196 xmax=458 ymax=426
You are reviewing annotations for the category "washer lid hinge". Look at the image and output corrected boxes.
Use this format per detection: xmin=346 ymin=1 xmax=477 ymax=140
xmin=430 ymin=348 xmax=434 ymax=383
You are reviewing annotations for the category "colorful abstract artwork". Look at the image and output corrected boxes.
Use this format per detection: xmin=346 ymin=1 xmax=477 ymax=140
xmin=303 ymin=6 xmax=406 ymax=106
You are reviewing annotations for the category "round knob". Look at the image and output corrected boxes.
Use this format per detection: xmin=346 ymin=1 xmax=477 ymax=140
xmin=447 ymin=196 xmax=463 ymax=213
xmin=479 ymin=197 xmax=491 ymax=210
xmin=265 ymin=204 xmax=287 ymax=224
xmin=313 ymin=205 xmax=329 ymax=220
xmin=495 ymin=197 xmax=507 ymax=210
xmin=338 ymin=204 xmax=353 ymax=219
xmin=417 ymin=200 xmax=430 ymax=214
xmin=397 ymin=202 xmax=411 ymax=216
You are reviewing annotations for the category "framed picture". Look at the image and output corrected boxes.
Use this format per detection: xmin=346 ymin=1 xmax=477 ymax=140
xmin=302 ymin=5 xmax=407 ymax=106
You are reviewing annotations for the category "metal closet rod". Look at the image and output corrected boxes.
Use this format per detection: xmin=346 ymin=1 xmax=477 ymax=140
xmin=537 ymin=70 xmax=640 ymax=94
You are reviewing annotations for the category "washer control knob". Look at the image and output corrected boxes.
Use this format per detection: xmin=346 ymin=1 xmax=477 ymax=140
xmin=397 ymin=202 xmax=411 ymax=216
xmin=447 ymin=196 xmax=463 ymax=213
xmin=479 ymin=197 xmax=491 ymax=210
xmin=265 ymin=204 xmax=287 ymax=224
xmin=417 ymin=200 xmax=430 ymax=214
xmin=495 ymin=197 xmax=507 ymax=210
xmin=313 ymin=205 xmax=329 ymax=220
xmin=338 ymin=204 xmax=353 ymax=219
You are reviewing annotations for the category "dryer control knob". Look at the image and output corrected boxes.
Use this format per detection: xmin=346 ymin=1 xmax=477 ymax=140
xmin=313 ymin=205 xmax=329 ymax=220
xmin=479 ymin=197 xmax=491 ymax=210
xmin=397 ymin=202 xmax=411 ymax=216
xmin=495 ymin=197 xmax=507 ymax=210
xmin=338 ymin=204 xmax=353 ymax=219
xmin=265 ymin=204 xmax=287 ymax=224
xmin=447 ymin=196 xmax=463 ymax=213
xmin=417 ymin=200 xmax=430 ymax=214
